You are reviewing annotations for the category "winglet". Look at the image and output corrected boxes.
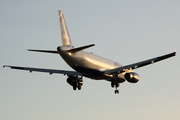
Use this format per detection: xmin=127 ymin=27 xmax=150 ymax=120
xmin=3 ymin=64 xmax=5 ymax=68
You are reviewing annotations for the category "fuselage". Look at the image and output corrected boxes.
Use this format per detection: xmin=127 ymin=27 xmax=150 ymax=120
xmin=57 ymin=46 xmax=127 ymax=82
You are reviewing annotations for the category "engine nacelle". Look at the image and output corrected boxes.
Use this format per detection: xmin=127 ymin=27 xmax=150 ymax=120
xmin=66 ymin=76 xmax=76 ymax=86
xmin=124 ymin=72 xmax=139 ymax=83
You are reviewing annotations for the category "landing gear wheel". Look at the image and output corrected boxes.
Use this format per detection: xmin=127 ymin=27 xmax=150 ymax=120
xmin=78 ymin=84 xmax=82 ymax=90
xmin=111 ymin=82 xmax=114 ymax=88
xmin=73 ymin=84 xmax=77 ymax=90
xmin=114 ymin=90 xmax=119 ymax=94
xmin=73 ymin=86 xmax=77 ymax=90
xmin=117 ymin=90 xmax=119 ymax=94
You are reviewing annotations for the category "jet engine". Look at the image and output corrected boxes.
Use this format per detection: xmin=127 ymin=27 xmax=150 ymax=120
xmin=67 ymin=76 xmax=76 ymax=86
xmin=124 ymin=72 xmax=139 ymax=83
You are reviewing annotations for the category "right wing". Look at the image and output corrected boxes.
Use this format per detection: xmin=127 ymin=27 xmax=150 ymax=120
xmin=3 ymin=65 xmax=82 ymax=76
xmin=104 ymin=51 xmax=176 ymax=75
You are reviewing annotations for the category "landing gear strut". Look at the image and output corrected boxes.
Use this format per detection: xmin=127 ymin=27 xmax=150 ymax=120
xmin=114 ymin=83 xmax=120 ymax=94
xmin=111 ymin=74 xmax=120 ymax=94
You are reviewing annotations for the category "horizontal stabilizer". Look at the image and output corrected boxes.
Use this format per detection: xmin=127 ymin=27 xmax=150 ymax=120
xmin=67 ymin=44 xmax=95 ymax=53
xmin=28 ymin=49 xmax=58 ymax=54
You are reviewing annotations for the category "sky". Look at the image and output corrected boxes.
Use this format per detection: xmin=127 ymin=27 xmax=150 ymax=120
xmin=0 ymin=0 xmax=180 ymax=120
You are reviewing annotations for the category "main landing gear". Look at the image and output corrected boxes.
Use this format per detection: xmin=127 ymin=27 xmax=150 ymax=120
xmin=73 ymin=81 xmax=82 ymax=90
xmin=67 ymin=75 xmax=83 ymax=91
xmin=73 ymin=76 xmax=83 ymax=91
xmin=112 ymin=82 xmax=120 ymax=94
xmin=111 ymin=74 xmax=120 ymax=94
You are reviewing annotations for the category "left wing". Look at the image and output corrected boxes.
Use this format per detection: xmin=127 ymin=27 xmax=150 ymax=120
xmin=3 ymin=65 xmax=82 ymax=76
xmin=27 ymin=49 xmax=58 ymax=54
xmin=104 ymin=51 xmax=176 ymax=75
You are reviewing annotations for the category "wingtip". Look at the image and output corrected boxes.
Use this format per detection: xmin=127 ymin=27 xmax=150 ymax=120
xmin=174 ymin=49 xmax=177 ymax=55
xmin=3 ymin=63 xmax=5 ymax=68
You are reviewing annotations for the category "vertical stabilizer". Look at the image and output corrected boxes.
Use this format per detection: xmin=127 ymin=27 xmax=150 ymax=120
xmin=58 ymin=10 xmax=73 ymax=47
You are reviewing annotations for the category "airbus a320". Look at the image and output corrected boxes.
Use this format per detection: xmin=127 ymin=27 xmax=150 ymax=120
xmin=3 ymin=10 xmax=176 ymax=94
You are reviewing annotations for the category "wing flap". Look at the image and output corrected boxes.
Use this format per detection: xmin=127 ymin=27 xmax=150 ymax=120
xmin=4 ymin=65 xmax=82 ymax=76
xmin=104 ymin=51 xmax=176 ymax=74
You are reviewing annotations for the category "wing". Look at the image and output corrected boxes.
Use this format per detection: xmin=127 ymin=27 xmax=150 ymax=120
xmin=27 ymin=49 xmax=58 ymax=54
xmin=3 ymin=65 xmax=82 ymax=76
xmin=104 ymin=51 xmax=176 ymax=75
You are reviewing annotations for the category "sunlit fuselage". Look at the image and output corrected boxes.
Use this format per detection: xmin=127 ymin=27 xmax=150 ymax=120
xmin=57 ymin=46 xmax=126 ymax=82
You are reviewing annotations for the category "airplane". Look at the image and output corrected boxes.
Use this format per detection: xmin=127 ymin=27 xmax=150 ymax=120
xmin=3 ymin=10 xmax=176 ymax=94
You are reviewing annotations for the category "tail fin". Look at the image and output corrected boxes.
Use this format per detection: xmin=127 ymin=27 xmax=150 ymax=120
xmin=58 ymin=10 xmax=73 ymax=47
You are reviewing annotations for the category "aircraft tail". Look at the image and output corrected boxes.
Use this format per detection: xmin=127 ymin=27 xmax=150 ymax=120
xmin=58 ymin=10 xmax=73 ymax=47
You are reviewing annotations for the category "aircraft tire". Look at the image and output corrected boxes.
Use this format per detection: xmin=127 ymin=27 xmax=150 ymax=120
xmin=78 ymin=84 xmax=82 ymax=90
xmin=73 ymin=84 xmax=77 ymax=90
xmin=111 ymin=82 xmax=114 ymax=88
xmin=115 ymin=90 xmax=117 ymax=94
xmin=117 ymin=90 xmax=119 ymax=94
xmin=114 ymin=90 xmax=119 ymax=94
